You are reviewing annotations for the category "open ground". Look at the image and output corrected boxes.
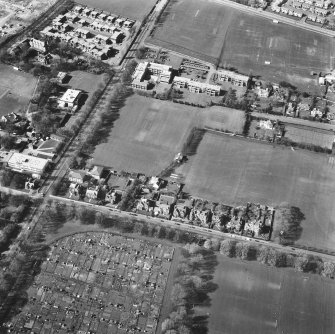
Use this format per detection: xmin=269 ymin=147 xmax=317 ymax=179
xmin=92 ymin=95 xmax=245 ymax=175
xmin=0 ymin=63 xmax=37 ymax=116
xmin=176 ymin=132 xmax=335 ymax=251
xmin=199 ymin=255 xmax=335 ymax=334
xmin=147 ymin=0 xmax=335 ymax=89
xmin=77 ymin=0 xmax=157 ymax=21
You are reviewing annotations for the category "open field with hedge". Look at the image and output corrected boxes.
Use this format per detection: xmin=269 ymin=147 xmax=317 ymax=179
xmin=92 ymin=95 xmax=245 ymax=175
xmin=176 ymin=133 xmax=335 ymax=251
xmin=201 ymin=255 xmax=335 ymax=334
xmin=147 ymin=0 xmax=334 ymax=88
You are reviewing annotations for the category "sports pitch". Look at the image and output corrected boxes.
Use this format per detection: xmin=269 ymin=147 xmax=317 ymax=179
xmin=77 ymin=0 xmax=156 ymax=21
xmin=202 ymin=256 xmax=335 ymax=334
xmin=176 ymin=132 xmax=335 ymax=251
xmin=0 ymin=63 xmax=37 ymax=115
xmin=93 ymin=96 xmax=245 ymax=175
xmin=147 ymin=0 xmax=335 ymax=87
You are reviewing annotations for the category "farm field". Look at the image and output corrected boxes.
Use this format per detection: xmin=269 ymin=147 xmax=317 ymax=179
xmin=176 ymin=132 xmax=335 ymax=251
xmin=284 ymin=123 xmax=335 ymax=149
xmin=200 ymin=256 xmax=335 ymax=334
xmin=77 ymin=0 xmax=156 ymax=21
xmin=92 ymin=95 xmax=245 ymax=175
xmin=147 ymin=0 xmax=334 ymax=89
xmin=0 ymin=63 xmax=37 ymax=116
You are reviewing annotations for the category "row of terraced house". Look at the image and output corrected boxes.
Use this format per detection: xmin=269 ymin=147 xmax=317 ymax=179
xmin=272 ymin=0 xmax=333 ymax=23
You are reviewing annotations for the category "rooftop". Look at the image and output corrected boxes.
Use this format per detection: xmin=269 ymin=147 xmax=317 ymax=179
xmin=8 ymin=153 xmax=48 ymax=171
xmin=60 ymin=89 xmax=81 ymax=103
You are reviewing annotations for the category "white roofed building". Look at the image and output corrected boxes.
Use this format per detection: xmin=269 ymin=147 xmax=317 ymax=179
xmin=7 ymin=153 xmax=48 ymax=178
xmin=58 ymin=89 xmax=82 ymax=112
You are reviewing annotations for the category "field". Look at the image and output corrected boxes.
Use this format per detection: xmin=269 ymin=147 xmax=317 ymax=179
xmin=284 ymin=123 xmax=335 ymax=149
xmin=68 ymin=70 xmax=104 ymax=94
xmin=199 ymin=255 xmax=335 ymax=334
xmin=176 ymin=132 xmax=335 ymax=251
xmin=147 ymin=0 xmax=335 ymax=88
xmin=8 ymin=232 xmax=174 ymax=333
xmin=92 ymin=95 xmax=245 ymax=174
xmin=77 ymin=0 xmax=156 ymax=21
xmin=0 ymin=63 xmax=37 ymax=115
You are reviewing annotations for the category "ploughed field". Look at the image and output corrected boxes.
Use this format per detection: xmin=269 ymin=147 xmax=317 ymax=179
xmin=147 ymin=0 xmax=334 ymax=88
xmin=176 ymin=132 xmax=335 ymax=251
xmin=201 ymin=256 xmax=335 ymax=334
xmin=92 ymin=95 xmax=245 ymax=175
xmin=77 ymin=0 xmax=156 ymax=21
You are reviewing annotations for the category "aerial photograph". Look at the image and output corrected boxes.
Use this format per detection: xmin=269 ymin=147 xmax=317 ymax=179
xmin=1 ymin=0 xmax=335 ymax=333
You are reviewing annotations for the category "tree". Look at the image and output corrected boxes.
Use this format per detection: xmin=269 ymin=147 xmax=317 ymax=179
xmin=223 ymin=88 xmax=237 ymax=107
xmin=235 ymin=242 xmax=253 ymax=260
xmin=322 ymin=262 xmax=335 ymax=279
xmin=294 ymin=254 xmax=309 ymax=272
xmin=161 ymin=319 xmax=175 ymax=333
xmin=220 ymin=239 xmax=236 ymax=257
xmin=170 ymin=283 xmax=187 ymax=306
xmin=136 ymin=46 xmax=146 ymax=59
xmin=0 ymin=134 xmax=16 ymax=150
xmin=0 ymin=170 xmax=14 ymax=187
xmin=11 ymin=173 xmax=26 ymax=189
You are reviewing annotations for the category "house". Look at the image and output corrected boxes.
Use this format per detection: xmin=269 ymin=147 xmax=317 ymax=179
xmin=56 ymin=71 xmax=69 ymax=84
xmin=73 ymin=5 xmax=84 ymax=14
xmin=7 ymin=153 xmax=48 ymax=179
xmin=86 ymin=185 xmax=99 ymax=199
xmin=110 ymin=31 xmax=124 ymax=43
xmin=255 ymin=85 xmax=272 ymax=98
xmin=106 ymin=189 xmax=122 ymax=204
xmin=82 ymin=8 xmax=92 ymax=17
xmin=58 ymin=89 xmax=82 ymax=112
xmin=115 ymin=18 xmax=124 ymax=27
xmin=307 ymin=13 xmax=317 ymax=21
xmin=25 ymin=178 xmax=38 ymax=190
xmin=88 ymin=165 xmax=104 ymax=180
xmin=1 ymin=112 xmax=20 ymax=124
xmin=75 ymin=28 xmax=91 ymax=38
xmin=106 ymin=15 xmax=117 ymax=23
xmin=124 ymin=20 xmax=135 ymax=29
xmin=69 ymin=170 xmax=88 ymax=184
xmin=30 ymin=38 xmax=47 ymax=52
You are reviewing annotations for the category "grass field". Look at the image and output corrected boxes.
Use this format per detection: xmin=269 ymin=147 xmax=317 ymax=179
xmin=0 ymin=63 xmax=37 ymax=115
xmin=68 ymin=71 xmax=104 ymax=94
xmin=284 ymin=124 xmax=335 ymax=149
xmin=200 ymin=256 xmax=335 ymax=334
xmin=176 ymin=132 xmax=335 ymax=251
xmin=77 ymin=0 xmax=156 ymax=21
xmin=147 ymin=0 xmax=335 ymax=88
xmin=92 ymin=95 xmax=245 ymax=174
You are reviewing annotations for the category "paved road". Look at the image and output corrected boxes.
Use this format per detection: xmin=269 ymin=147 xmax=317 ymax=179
xmin=210 ymin=0 xmax=335 ymax=37
xmin=50 ymin=194 xmax=335 ymax=261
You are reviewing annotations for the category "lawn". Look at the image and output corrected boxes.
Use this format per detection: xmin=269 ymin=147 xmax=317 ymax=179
xmin=77 ymin=0 xmax=156 ymax=21
xmin=92 ymin=95 xmax=245 ymax=175
xmin=68 ymin=70 xmax=104 ymax=94
xmin=176 ymin=133 xmax=335 ymax=251
xmin=0 ymin=63 xmax=37 ymax=115
xmin=200 ymin=256 xmax=335 ymax=334
xmin=147 ymin=0 xmax=335 ymax=89
xmin=284 ymin=124 xmax=335 ymax=149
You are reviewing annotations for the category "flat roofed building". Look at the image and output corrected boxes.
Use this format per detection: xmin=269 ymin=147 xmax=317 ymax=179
xmin=217 ymin=70 xmax=249 ymax=86
xmin=131 ymin=79 xmax=149 ymax=90
xmin=124 ymin=20 xmax=135 ymax=28
xmin=173 ymin=77 xmax=220 ymax=96
xmin=7 ymin=153 xmax=48 ymax=178
xmin=159 ymin=70 xmax=172 ymax=83
xmin=58 ymin=89 xmax=81 ymax=109
xmin=148 ymin=62 xmax=172 ymax=75
xmin=110 ymin=31 xmax=123 ymax=43
xmin=30 ymin=38 xmax=46 ymax=52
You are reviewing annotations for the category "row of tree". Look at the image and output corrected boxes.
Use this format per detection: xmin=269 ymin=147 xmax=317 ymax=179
xmin=202 ymin=237 xmax=334 ymax=277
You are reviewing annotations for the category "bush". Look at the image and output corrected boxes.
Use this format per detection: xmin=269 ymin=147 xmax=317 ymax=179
xmin=220 ymin=239 xmax=236 ymax=257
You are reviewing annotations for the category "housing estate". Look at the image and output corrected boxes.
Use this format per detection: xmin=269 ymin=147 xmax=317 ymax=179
xmin=39 ymin=4 xmax=135 ymax=60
